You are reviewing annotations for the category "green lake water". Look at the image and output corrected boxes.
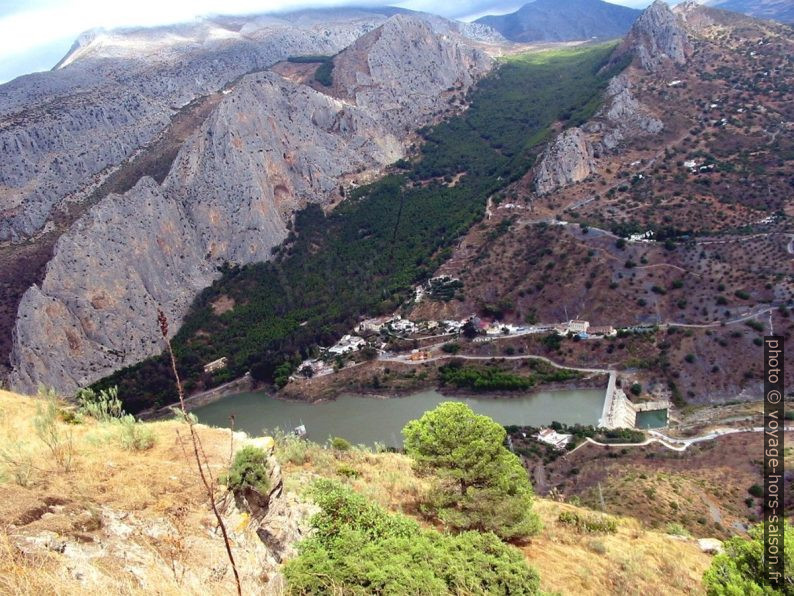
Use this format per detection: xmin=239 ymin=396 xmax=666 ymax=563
xmin=192 ymin=388 xmax=606 ymax=446
xmin=635 ymin=409 xmax=669 ymax=429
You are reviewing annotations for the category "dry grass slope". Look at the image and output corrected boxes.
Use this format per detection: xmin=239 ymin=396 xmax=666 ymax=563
xmin=0 ymin=390 xmax=711 ymax=594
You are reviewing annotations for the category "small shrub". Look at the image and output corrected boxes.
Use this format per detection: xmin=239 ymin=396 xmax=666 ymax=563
xmin=34 ymin=387 xmax=75 ymax=472
xmin=747 ymin=484 xmax=763 ymax=498
xmin=336 ymin=464 xmax=359 ymax=478
xmin=76 ymin=386 xmax=124 ymax=421
xmin=58 ymin=409 xmax=83 ymax=425
xmin=441 ymin=342 xmax=461 ymax=354
xmin=587 ymin=539 xmax=607 ymax=555
xmin=330 ymin=437 xmax=352 ymax=451
xmin=275 ymin=431 xmax=310 ymax=465
xmin=558 ymin=510 xmax=617 ymax=534
xmin=666 ymin=522 xmax=690 ymax=537
xmin=223 ymin=446 xmax=270 ymax=495
xmin=0 ymin=441 xmax=34 ymax=486
xmin=118 ymin=415 xmax=155 ymax=451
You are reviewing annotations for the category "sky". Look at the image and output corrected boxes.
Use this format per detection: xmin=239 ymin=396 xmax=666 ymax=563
xmin=0 ymin=0 xmax=656 ymax=84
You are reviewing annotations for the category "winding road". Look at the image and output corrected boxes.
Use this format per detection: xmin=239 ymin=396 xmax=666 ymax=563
xmin=567 ymin=426 xmax=791 ymax=454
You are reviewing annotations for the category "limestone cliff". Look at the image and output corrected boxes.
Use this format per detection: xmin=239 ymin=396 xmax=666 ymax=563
xmin=586 ymin=74 xmax=664 ymax=151
xmin=8 ymin=16 xmax=493 ymax=394
xmin=534 ymin=127 xmax=596 ymax=194
xmin=0 ymin=10 xmax=499 ymax=244
xmin=620 ymin=0 xmax=692 ymax=71
xmin=0 ymin=17 xmax=387 ymax=244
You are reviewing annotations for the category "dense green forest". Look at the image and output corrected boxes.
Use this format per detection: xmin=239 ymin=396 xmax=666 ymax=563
xmin=438 ymin=360 xmax=581 ymax=392
xmin=286 ymin=55 xmax=335 ymax=86
xmin=96 ymin=44 xmax=621 ymax=412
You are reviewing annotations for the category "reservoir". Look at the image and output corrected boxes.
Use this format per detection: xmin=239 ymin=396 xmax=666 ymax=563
xmin=635 ymin=409 xmax=668 ymax=429
xmin=192 ymin=388 xmax=605 ymax=446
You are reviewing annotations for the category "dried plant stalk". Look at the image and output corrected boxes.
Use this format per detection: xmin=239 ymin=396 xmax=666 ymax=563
xmin=158 ymin=309 xmax=242 ymax=596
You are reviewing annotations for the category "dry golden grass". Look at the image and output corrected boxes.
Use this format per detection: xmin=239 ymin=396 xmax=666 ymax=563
xmin=524 ymin=500 xmax=710 ymax=595
xmin=0 ymin=389 xmax=711 ymax=595
xmin=0 ymin=389 xmax=245 ymax=596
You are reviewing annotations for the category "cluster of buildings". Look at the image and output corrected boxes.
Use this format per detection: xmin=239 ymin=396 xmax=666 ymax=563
xmin=202 ymin=314 xmax=626 ymax=380
xmin=544 ymin=320 xmax=615 ymax=339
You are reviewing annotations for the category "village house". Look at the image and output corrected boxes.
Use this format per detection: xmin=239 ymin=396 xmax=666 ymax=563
xmin=327 ymin=335 xmax=367 ymax=355
xmin=356 ymin=316 xmax=390 ymax=334
xmin=568 ymin=320 xmax=589 ymax=333
xmin=387 ymin=316 xmax=418 ymax=335
xmin=536 ymin=428 xmax=572 ymax=450
xmin=203 ymin=357 xmax=228 ymax=374
xmin=443 ymin=320 xmax=464 ymax=333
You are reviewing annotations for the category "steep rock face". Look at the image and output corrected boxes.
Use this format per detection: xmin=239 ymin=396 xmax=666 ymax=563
xmin=534 ymin=127 xmax=595 ymax=194
xmin=623 ymin=0 xmax=692 ymax=71
xmin=0 ymin=18 xmax=388 ymax=243
xmin=331 ymin=15 xmax=492 ymax=134
xmin=8 ymin=16 xmax=493 ymax=394
xmin=0 ymin=9 xmax=499 ymax=244
xmin=10 ymin=178 xmax=215 ymax=391
xmin=589 ymin=74 xmax=664 ymax=150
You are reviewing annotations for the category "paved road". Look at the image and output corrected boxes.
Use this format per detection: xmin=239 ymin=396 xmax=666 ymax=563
xmin=568 ymin=426 xmax=791 ymax=454
xmin=380 ymin=348 xmax=613 ymax=375
xmin=662 ymin=305 xmax=783 ymax=329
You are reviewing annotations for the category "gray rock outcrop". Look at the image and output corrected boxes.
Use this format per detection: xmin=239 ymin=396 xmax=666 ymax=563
xmin=8 ymin=16 xmax=493 ymax=394
xmin=534 ymin=127 xmax=596 ymax=194
xmin=0 ymin=9 xmax=498 ymax=244
xmin=624 ymin=0 xmax=692 ymax=71
xmin=585 ymin=74 xmax=664 ymax=151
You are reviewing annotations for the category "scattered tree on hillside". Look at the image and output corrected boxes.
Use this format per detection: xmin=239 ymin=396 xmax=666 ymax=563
xmin=283 ymin=479 xmax=540 ymax=594
xmin=703 ymin=523 xmax=793 ymax=595
xmin=402 ymin=402 xmax=541 ymax=540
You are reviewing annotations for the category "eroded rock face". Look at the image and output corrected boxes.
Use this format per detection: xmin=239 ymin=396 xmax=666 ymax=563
xmin=0 ymin=19 xmax=391 ymax=244
xmin=624 ymin=0 xmax=692 ymax=71
xmin=534 ymin=127 xmax=596 ymax=194
xmin=585 ymin=74 xmax=664 ymax=151
xmin=8 ymin=15 xmax=493 ymax=394
xmin=0 ymin=10 xmax=499 ymax=244
xmin=332 ymin=15 xmax=492 ymax=135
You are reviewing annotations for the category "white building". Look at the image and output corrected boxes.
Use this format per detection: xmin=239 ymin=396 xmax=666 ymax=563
xmin=388 ymin=316 xmax=418 ymax=335
xmin=327 ymin=335 xmax=367 ymax=355
xmin=203 ymin=357 xmax=228 ymax=374
xmin=357 ymin=316 xmax=390 ymax=334
xmin=536 ymin=428 xmax=572 ymax=450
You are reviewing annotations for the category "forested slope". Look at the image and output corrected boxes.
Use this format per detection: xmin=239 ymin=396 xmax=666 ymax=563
xmin=97 ymin=44 xmax=624 ymax=411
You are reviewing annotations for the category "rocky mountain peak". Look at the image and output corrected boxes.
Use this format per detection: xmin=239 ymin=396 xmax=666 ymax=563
xmin=6 ymin=16 xmax=493 ymax=395
xmin=622 ymin=0 xmax=692 ymax=71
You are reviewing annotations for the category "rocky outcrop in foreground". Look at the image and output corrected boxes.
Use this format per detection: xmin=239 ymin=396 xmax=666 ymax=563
xmin=8 ymin=16 xmax=492 ymax=395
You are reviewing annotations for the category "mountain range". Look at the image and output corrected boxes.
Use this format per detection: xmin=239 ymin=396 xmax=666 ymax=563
xmin=475 ymin=0 xmax=642 ymax=41
xmin=705 ymin=0 xmax=794 ymax=23
xmin=0 ymin=0 xmax=792 ymax=593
